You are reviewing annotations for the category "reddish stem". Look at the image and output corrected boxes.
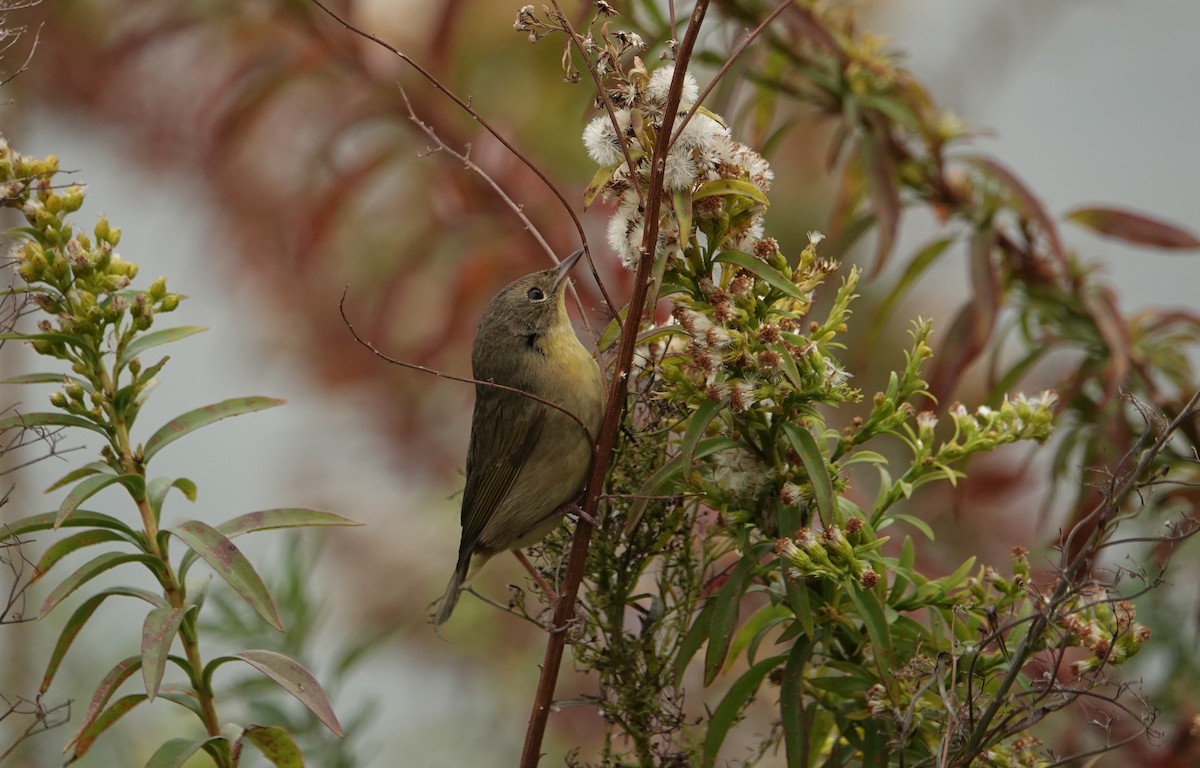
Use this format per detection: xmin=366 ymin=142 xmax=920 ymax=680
xmin=517 ymin=3 xmax=711 ymax=765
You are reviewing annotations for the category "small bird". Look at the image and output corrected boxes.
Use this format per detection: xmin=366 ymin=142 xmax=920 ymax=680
xmin=435 ymin=248 xmax=605 ymax=625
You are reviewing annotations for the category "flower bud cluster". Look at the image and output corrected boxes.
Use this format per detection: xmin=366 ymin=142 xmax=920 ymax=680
xmin=1058 ymin=590 xmax=1150 ymax=675
xmin=1 ymin=138 xmax=184 ymax=420
xmin=939 ymin=391 xmax=1057 ymax=461
xmin=776 ymin=524 xmax=875 ymax=586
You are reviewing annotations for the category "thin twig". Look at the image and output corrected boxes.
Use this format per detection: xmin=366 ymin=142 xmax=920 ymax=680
xmin=392 ymin=81 xmax=593 ymax=335
xmin=958 ymin=389 xmax=1200 ymax=763
xmin=307 ymin=0 xmax=620 ymax=321
xmin=518 ymin=4 xmax=711 ymax=766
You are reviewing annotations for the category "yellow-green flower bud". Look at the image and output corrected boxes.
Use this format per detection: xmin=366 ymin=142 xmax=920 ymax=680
xmin=159 ymin=294 xmax=180 ymax=312
xmin=61 ymin=186 xmax=85 ymax=213
xmin=148 ymin=276 xmax=167 ymax=300
xmin=49 ymin=391 xmax=68 ymax=408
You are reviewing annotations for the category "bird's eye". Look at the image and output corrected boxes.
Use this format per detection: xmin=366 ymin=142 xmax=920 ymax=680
xmin=527 ymin=287 xmax=545 ymax=301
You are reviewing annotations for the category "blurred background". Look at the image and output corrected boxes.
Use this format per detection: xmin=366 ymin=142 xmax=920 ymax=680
xmin=1 ymin=1 xmax=1197 ymax=765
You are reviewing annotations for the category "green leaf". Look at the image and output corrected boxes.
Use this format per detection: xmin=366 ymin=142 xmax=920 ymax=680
xmin=40 ymin=552 xmax=163 ymax=618
xmin=1 ymin=372 xmax=92 ymax=390
xmin=583 ymin=163 xmax=618 ymax=209
xmin=779 ymin=638 xmax=812 ymax=768
xmin=42 ymin=588 xmax=167 ymax=694
xmin=682 ymin=400 xmax=722 ymax=474
xmin=865 ymin=236 xmax=955 ymax=355
xmin=218 ymin=507 xmax=364 ymax=536
xmin=142 ymin=607 xmax=187 ymax=700
xmin=169 ymin=520 xmax=283 ymax=631
xmin=702 ymin=654 xmax=787 ymax=768
xmin=157 ymin=687 xmax=203 ymax=717
xmin=143 ymin=737 xmax=225 ymax=768
xmin=0 ymin=410 xmax=109 ymax=437
xmin=891 ymin=512 xmax=934 ymax=541
xmin=781 ymin=423 xmax=835 ymax=524
xmin=65 ymin=656 xmax=142 ymax=754
xmin=694 ymin=177 xmax=770 ymax=207
xmin=704 ymin=557 xmax=753 ymax=685
xmin=57 ymin=473 xmax=143 ymax=528
xmin=713 ymin=250 xmax=806 ymax=303
xmin=46 ymin=461 xmax=114 ymax=493
xmin=808 ymin=674 xmax=873 ymax=694
xmin=117 ymin=325 xmax=207 ymax=370
xmin=146 ymin=476 xmax=198 ymax=519
xmin=915 ymin=556 xmax=977 ymax=603
xmin=65 ymin=694 xmax=148 ymax=764
xmin=241 ymin=725 xmax=305 ymax=768
xmin=230 ymin=650 xmax=344 ymax=737
xmin=849 ymin=583 xmax=894 ymax=669
xmin=728 ymin=603 xmax=791 ymax=665
xmin=32 ymin=529 xmax=130 ymax=582
xmin=1 ymin=510 xmax=137 ymax=543
xmin=179 ymin=508 xmax=363 ymax=579
xmin=672 ymin=601 xmax=715 ymax=687
xmin=626 ymin=437 xmax=741 ymax=534
xmin=142 ymin=396 xmax=284 ymax=462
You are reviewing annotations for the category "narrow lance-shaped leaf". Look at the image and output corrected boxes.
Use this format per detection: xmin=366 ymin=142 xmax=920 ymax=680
xmin=858 ymin=128 xmax=901 ymax=276
xmin=702 ymin=654 xmax=787 ymax=768
xmin=231 ymin=650 xmax=344 ymax=737
xmin=0 ymin=372 xmax=91 ymax=389
xmin=782 ymin=422 xmax=835 ymax=525
xmin=66 ymin=695 xmax=147 ymax=764
xmin=142 ymin=396 xmax=285 ymax=463
xmin=966 ymin=155 xmax=1066 ymax=261
xmin=779 ymin=638 xmax=812 ymax=768
xmin=169 ymin=520 xmax=283 ymax=631
xmin=626 ymin=437 xmax=742 ymax=534
xmin=57 ymin=474 xmax=144 ymax=529
xmin=40 ymin=553 xmax=163 ymax=618
xmin=142 ymin=607 xmax=187 ymax=701
xmin=116 ymin=325 xmax=207 ymax=369
xmin=672 ymin=601 xmax=716 ymax=687
xmin=46 ymin=461 xmax=114 ymax=494
xmin=241 ymin=725 xmax=305 ymax=768
xmin=178 ymin=508 xmax=363 ymax=579
xmin=42 ymin=588 xmax=168 ymax=694
xmin=2 ymin=510 xmax=137 ymax=543
xmin=0 ymin=410 xmax=109 ymax=437
xmin=146 ymin=476 xmax=198 ymax=519
xmin=32 ymin=529 xmax=130 ymax=583
xmin=693 ymin=177 xmax=770 ymax=207
xmin=714 ymin=250 xmax=807 ymax=303
xmin=143 ymin=737 xmax=225 ymax=768
xmin=928 ymin=227 xmax=999 ymax=402
xmin=1065 ymin=205 xmax=1200 ymax=250
xmin=64 ymin=656 xmax=142 ymax=752
xmin=704 ymin=556 xmax=753 ymax=685
xmin=865 ymin=236 xmax=955 ymax=359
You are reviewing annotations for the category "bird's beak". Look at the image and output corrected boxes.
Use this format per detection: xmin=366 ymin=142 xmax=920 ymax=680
xmin=553 ymin=248 xmax=586 ymax=291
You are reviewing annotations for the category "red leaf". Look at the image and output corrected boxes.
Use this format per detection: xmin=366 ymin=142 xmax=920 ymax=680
xmin=859 ymin=132 xmax=901 ymax=276
xmin=929 ymin=229 xmax=999 ymax=401
xmin=967 ymin=156 xmax=1066 ymax=263
xmin=1065 ymin=206 xmax=1200 ymax=250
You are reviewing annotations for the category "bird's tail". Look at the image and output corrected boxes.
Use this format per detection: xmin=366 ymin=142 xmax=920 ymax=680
xmin=434 ymin=557 xmax=471 ymax=626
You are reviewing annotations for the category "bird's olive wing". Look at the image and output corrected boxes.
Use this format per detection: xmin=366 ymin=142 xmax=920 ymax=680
xmin=458 ymin=386 xmax=548 ymax=554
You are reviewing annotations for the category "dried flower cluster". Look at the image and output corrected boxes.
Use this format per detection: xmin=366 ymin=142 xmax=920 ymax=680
xmin=581 ymin=63 xmax=773 ymax=267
